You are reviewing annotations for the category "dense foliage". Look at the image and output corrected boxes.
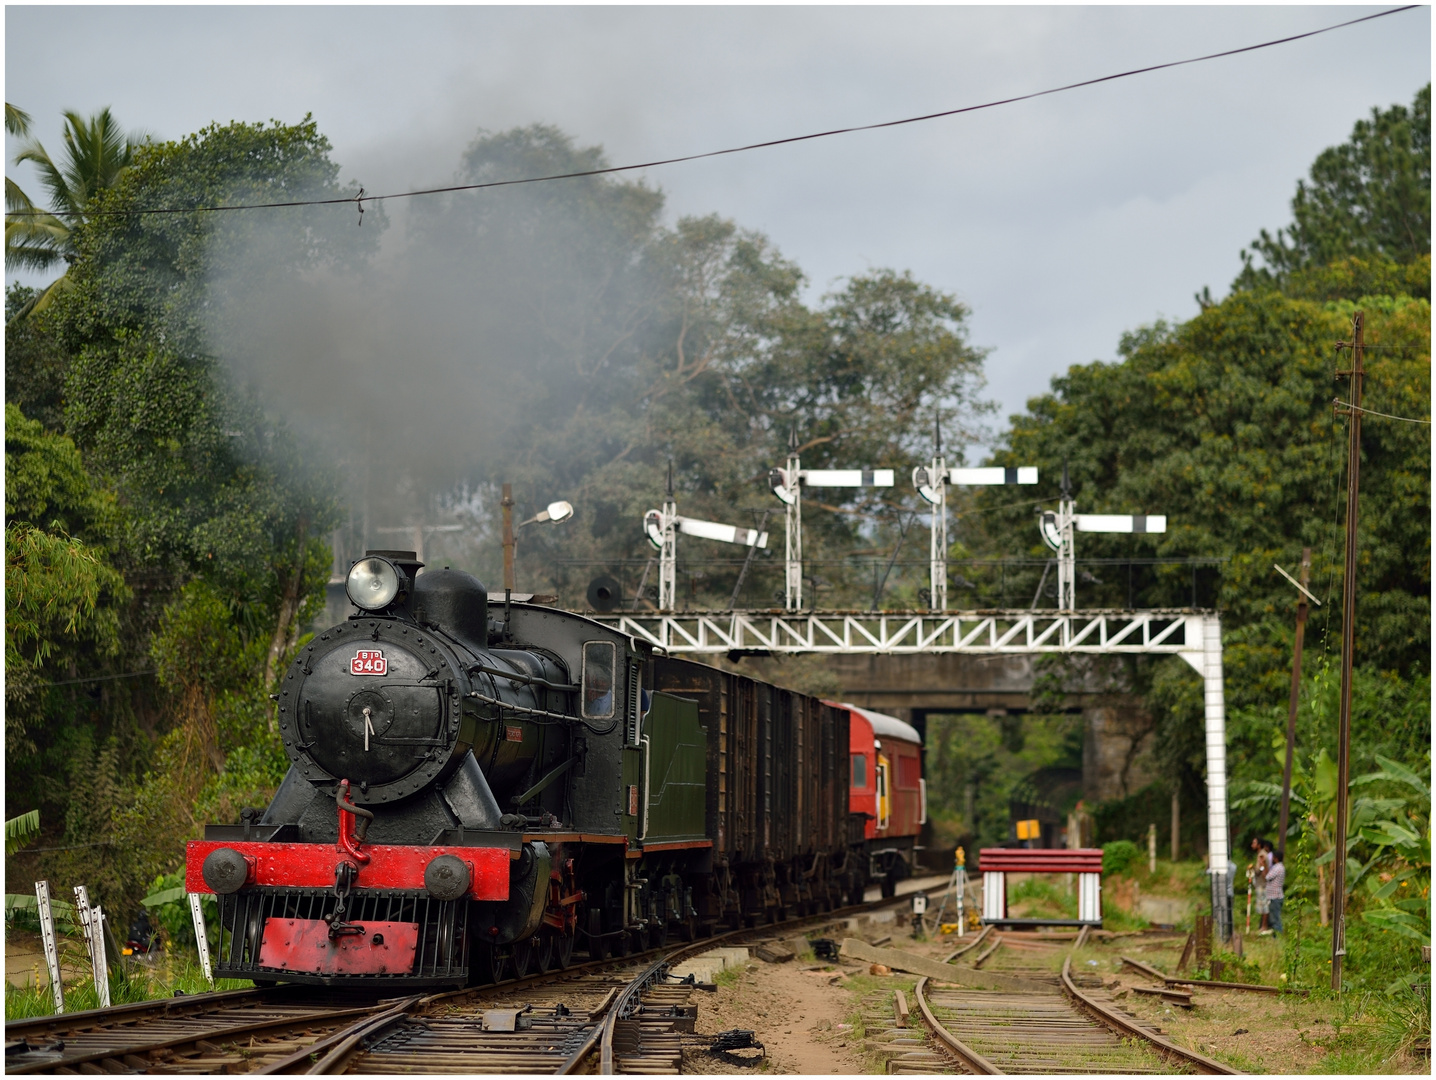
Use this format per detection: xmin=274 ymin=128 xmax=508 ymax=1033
xmin=6 ymin=118 xmax=369 ymax=906
xmin=1235 ymin=85 xmax=1429 ymax=290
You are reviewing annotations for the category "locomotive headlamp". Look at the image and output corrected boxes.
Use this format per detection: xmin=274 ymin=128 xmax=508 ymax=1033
xmin=347 ymin=556 xmax=403 ymax=611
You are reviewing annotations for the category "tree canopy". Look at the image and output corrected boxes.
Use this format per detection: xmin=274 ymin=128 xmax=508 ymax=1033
xmin=1236 ymin=84 xmax=1430 ymax=294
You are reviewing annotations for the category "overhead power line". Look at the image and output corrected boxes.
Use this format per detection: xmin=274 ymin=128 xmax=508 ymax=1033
xmin=9 ymin=6 xmax=1416 ymax=221
xmin=1334 ymin=399 xmax=1432 ymax=425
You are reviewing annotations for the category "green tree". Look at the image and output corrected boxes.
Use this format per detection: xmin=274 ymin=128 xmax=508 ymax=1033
xmin=1236 ymin=85 xmax=1430 ymax=293
xmin=4 ymin=402 xmax=128 ymax=791
xmin=6 ymin=117 xmax=373 ymax=912
xmin=6 ymin=108 xmax=146 ymax=321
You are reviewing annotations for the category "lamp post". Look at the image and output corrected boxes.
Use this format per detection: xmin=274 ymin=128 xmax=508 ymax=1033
xmin=501 ymin=484 xmax=574 ymax=591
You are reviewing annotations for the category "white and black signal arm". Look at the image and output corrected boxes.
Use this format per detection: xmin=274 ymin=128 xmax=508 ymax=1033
xmin=913 ymin=419 xmax=1038 ymax=611
xmin=645 ymin=462 xmax=768 ymax=611
xmin=770 ymin=429 xmax=894 ymax=611
xmin=1039 ymin=463 xmax=1166 ymax=609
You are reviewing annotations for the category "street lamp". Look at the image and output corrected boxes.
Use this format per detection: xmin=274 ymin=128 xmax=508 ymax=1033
xmin=501 ymin=484 xmax=574 ymax=591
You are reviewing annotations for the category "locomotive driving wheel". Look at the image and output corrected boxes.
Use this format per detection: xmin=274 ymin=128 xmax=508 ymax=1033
xmin=553 ymin=927 xmax=574 ymax=969
xmin=530 ymin=930 xmax=556 ymax=974
xmin=511 ymin=937 xmax=535 ymax=979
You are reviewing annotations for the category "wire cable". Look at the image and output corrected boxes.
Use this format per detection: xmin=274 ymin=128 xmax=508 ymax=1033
xmin=1333 ymin=400 xmax=1431 ymax=425
xmin=8 ymin=6 xmax=1416 ymax=221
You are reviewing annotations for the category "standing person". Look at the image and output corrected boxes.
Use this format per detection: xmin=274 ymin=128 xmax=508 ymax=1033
xmin=1264 ymin=848 xmax=1286 ymax=936
xmin=1253 ymin=838 xmax=1271 ymax=932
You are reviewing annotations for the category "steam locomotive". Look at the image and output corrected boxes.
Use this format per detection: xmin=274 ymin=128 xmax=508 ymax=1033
xmin=185 ymin=551 xmax=924 ymax=987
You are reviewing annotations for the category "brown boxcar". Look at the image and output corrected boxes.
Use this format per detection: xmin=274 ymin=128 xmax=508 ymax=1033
xmin=651 ymin=657 xmax=860 ymax=925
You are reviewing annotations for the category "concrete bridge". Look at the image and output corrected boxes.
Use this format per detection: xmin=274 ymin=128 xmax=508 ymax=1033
xmin=826 ymin=652 xmax=1160 ymax=805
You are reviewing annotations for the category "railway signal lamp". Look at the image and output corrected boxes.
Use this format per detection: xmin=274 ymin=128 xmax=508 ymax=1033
xmin=646 ymin=462 xmax=768 ymax=611
xmin=770 ymin=429 xmax=894 ymax=611
xmin=913 ymin=418 xmax=1037 ymax=611
xmin=1038 ymin=463 xmax=1166 ymax=609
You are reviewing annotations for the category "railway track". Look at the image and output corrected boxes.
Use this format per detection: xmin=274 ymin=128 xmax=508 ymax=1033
xmin=910 ymin=930 xmax=1242 ymax=1075
xmin=6 ymin=879 xmax=946 ymax=1075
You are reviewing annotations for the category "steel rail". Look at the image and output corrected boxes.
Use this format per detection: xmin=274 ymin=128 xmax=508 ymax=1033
xmin=6 ymin=999 xmax=386 ymax=1075
xmin=942 ymin=922 xmax=992 ymax=961
xmin=3 ymin=984 xmax=273 ymax=1039
xmin=9 ymin=881 xmax=949 ymax=1076
xmin=1059 ymin=955 xmax=1241 ymax=1075
xmin=259 ymin=994 xmax=422 ymax=1074
xmin=598 ymin=952 xmax=669 ymax=1074
xmin=309 ymin=878 xmax=953 ymax=1075
xmin=912 ymin=975 xmax=1003 ymax=1073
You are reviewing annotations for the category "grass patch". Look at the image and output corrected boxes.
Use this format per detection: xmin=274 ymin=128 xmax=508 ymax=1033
xmin=1007 ymin=876 xmax=1078 ymax=920
xmin=6 ymin=958 xmax=248 ymax=1021
xmin=714 ymin=964 xmax=745 ymax=988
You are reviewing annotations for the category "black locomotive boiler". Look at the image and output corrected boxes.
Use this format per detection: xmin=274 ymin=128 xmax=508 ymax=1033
xmin=186 ymin=551 xmax=879 ymax=987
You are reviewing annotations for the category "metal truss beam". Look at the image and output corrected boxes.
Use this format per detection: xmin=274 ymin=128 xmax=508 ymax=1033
xmin=594 ymin=608 xmax=1209 ymax=661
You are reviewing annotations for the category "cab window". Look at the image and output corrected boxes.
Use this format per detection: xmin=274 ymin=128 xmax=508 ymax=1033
xmin=581 ymin=641 xmax=616 ymax=719
xmin=851 ymin=753 xmax=867 ymax=788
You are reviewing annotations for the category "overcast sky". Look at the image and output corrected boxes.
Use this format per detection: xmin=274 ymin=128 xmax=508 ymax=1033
xmin=6 ymin=5 xmax=1430 ymax=455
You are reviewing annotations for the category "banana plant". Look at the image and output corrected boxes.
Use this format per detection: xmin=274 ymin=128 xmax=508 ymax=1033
xmin=5 ymin=809 xmax=40 ymax=856
xmin=1353 ymin=756 xmax=1430 ymax=946
xmin=1233 ymin=751 xmax=1425 ymax=926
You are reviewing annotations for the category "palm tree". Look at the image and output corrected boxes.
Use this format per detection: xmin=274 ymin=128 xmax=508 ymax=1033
xmin=6 ymin=107 xmax=145 ymax=322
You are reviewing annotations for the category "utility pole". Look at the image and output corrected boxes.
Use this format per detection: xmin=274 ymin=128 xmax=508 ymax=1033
xmin=1332 ymin=311 xmax=1364 ymax=991
xmin=1278 ymin=548 xmax=1314 ymax=847
xmin=501 ymin=484 xmax=516 ymax=591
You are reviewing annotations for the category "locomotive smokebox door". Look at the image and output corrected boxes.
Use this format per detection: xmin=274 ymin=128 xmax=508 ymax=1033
xmin=282 ymin=620 xmax=472 ymax=803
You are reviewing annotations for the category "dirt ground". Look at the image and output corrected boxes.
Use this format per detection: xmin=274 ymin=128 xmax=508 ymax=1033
xmin=677 ymin=905 xmax=1427 ymax=1075
xmin=685 ymin=957 xmax=874 ymax=1074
